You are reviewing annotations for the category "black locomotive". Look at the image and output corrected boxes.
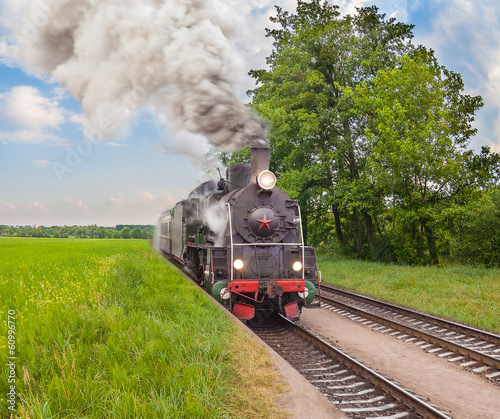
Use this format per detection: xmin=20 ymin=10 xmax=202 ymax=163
xmin=155 ymin=146 xmax=320 ymax=325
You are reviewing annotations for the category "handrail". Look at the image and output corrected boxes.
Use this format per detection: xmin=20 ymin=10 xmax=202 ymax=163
xmin=226 ymin=203 xmax=234 ymax=281
xmin=296 ymin=205 xmax=306 ymax=280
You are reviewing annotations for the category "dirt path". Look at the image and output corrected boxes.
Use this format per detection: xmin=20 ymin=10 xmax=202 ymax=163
xmin=300 ymin=307 xmax=500 ymax=418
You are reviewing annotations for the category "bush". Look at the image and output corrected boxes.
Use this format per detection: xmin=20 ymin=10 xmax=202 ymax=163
xmin=454 ymin=190 xmax=500 ymax=267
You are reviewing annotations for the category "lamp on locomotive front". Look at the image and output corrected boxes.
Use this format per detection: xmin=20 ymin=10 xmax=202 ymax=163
xmin=292 ymin=260 xmax=303 ymax=272
xmin=233 ymin=259 xmax=244 ymax=270
xmin=257 ymin=170 xmax=276 ymax=190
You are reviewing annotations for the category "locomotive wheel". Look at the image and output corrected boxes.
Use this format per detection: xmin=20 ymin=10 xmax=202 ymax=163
xmin=246 ymin=310 xmax=265 ymax=328
xmin=259 ymin=300 xmax=276 ymax=319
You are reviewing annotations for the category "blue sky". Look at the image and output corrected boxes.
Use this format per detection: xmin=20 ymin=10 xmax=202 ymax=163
xmin=1 ymin=0 xmax=499 ymax=226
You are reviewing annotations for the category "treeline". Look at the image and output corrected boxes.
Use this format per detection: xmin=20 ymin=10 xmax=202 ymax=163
xmin=226 ymin=1 xmax=500 ymax=266
xmin=115 ymin=224 xmax=153 ymax=231
xmin=0 ymin=225 xmax=155 ymax=240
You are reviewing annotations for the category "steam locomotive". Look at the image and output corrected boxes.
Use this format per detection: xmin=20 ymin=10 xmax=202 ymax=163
xmin=156 ymin=146 xmax=320 ymax=325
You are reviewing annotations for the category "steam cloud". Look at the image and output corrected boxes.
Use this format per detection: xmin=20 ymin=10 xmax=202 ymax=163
xmin=1 ymin=0 xmax=268 ymax=152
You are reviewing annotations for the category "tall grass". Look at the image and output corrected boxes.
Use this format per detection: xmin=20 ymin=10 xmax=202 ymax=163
xmin=1 ymin=238 xmax=285 ymax=418
xmin=317 ymin=253 xmax=500 ymax=333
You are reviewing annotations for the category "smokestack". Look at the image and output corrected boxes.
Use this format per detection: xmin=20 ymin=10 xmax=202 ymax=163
xmin=250 ymin=145 xmax=270 ymax=183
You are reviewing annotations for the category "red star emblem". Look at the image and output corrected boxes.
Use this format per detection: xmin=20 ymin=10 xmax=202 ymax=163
xmin=257 ymin=213 xmax=274 ymax=231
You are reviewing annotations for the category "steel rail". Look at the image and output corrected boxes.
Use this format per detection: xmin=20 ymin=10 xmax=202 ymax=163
xmin=320 ymin=285 xmax=500 ymax=369
xmin=279 ymin=315 xmax=452 ymax=419
xmin=320 ymin=283 xmax=500 ymax=344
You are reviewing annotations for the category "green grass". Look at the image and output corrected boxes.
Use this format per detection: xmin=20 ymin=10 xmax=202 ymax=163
xmin=0 ymin=238 xmax=286 ymax=418
xmin=317 ymin=253 xmax=500 ymax=333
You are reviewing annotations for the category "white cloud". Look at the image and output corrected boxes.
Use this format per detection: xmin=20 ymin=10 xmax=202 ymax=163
xmin=2 ymin=85 xmax=64 ymax=128
xmin=417 ymin=0 xmax=500 ymax=150
xmin=28 ymin=200 xmax=47 ymax=214
xmin=0 ymin=202 xmax=17 ymax=222
xmin=69 ymin=113 xmax=87 ymax=125
xmin=0 ymin=129 xmax=64 ymax=145
xmin=66 ymin=198 xmax=89 ymax=212
xmin=137 ymin=189 xmax=154 ymax=204
xmin=109 ymin=193 xmax=124 ymax=205
xmin=51 ymin=86 xmax=70 ymax=100
xmin=0 ymin=35 xmax=17 ymax=66
xmin=0 ymin=85 xmax=69 ymax=144
xmin=33 ymin=160 xmax=50 ymax=167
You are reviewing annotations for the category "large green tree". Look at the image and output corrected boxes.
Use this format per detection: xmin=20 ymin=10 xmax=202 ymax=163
xmin=248 ymin=0 xmax=414 ymax=256
xmin=246 ymin=0 xmax=498 ymax=264
xmin=347 ymin=52 xmax=486 ymax=263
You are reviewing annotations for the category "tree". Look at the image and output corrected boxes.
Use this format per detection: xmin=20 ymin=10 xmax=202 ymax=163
xmin=121 ymin=227 xmax=131 ymax=239
xmin=454 ymin=187 xmax=500 ymax=266
xmin=75 ymin=227 xmax=86 ymax=238
xmin=142 ymin=227 xmax=154 ymax=240
xmin=112 ymin=231 xmax=122 ymax=239
xmin=248 ymin=1 xmax=414 ymax=256
xmin=131 ymin=227 xmax=142 ymax=239
xmin=347 ymin=51 xmax=486 ymax=263
xmin=247 ymin=0 xmax=499 ymax=264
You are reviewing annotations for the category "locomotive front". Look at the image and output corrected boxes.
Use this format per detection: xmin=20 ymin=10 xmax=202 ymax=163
xmin=157 ymin=146 xmax=320 ymax=325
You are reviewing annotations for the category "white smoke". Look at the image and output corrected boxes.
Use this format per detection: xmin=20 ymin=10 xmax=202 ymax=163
xmin=1 ymin=0 xmax=268 ymax=152
xmin=204 ymin=205 xmax=229 ymax=247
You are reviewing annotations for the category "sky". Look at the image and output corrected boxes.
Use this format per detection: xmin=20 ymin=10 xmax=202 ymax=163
xmin=0 ymin=0 xmax=499 ymax=227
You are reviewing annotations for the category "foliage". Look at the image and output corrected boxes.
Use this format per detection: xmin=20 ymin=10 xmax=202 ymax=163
xmin=452 ymin=188 xmax=500 ymax=266
xmin=115 ymin=224 xmax=154 ymax=231
xmin=131 ymin=227 xmax=143 ymax=239
xmin=246 ymin=0 xmax=499 ymax=265
xmin=248 ymin=0 xmax=416 ymax=254
xmin=120 ymin=227 xmax=131 ymax=239
xmin=0 ymin=225 xmax=154 ymax=240
xmin=346 ymin=51 xmax=488 ymax=264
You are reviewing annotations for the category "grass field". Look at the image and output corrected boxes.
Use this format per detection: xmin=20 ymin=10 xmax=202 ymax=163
xmin=0 ymin=238 xmax=285 ymax=418
xmin=3 ymin=238 xmax=498 ymax=417
xmin=317 ymin=253 xmax=500 ymax=333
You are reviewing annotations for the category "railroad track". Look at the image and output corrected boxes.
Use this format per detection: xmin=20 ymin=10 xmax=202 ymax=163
xmin=254 ymin=315 xmax=451 ymax=419
xmin=319 ymin=284 xmax=500 ymax=384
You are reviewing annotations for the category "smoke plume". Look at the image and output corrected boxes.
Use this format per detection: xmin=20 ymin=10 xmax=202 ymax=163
xmin=1 ymin=0 xmax=268 ymax=152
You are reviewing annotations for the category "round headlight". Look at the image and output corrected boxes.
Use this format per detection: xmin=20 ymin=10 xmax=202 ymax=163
xmin=292 ymin=261 xmax=303 ymax=272
xmin=257 ymin=170 xmax=276 ymax=190
xmin=233 ymin=259 xmax=244 ymax=270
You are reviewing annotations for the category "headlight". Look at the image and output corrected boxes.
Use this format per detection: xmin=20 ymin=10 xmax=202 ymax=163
xmin=292 ymin=261 xmax=303 ymax=272
xmin=257 ymin=170 xmax=276 ymax=190
xmin=233 ymin=259 xmax=244 ymax=270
